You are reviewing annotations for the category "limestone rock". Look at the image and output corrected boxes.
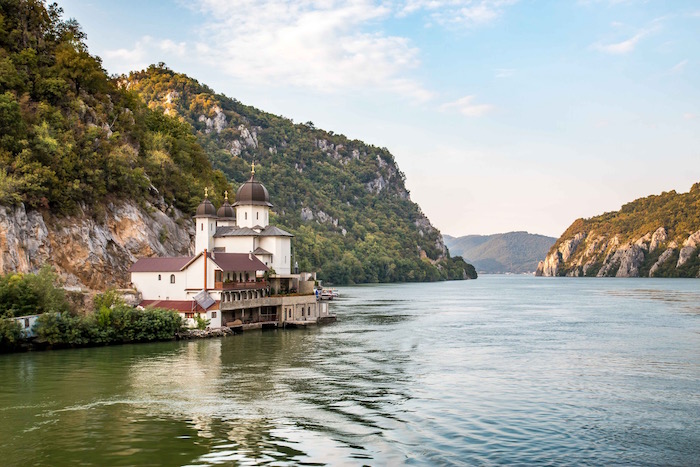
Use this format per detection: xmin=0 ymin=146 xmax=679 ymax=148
xmin=230 ymin=140 xmax=243 ymax=156
xmin=0 ymin=201 xmax=193 ymax=290
xmin=300 ymin=207 xmax=314 ymax=221
xmin=649 ymin=227 xmax=667 ymax=252
xmin=238 ymin=124 xmax=258 ymax=148
xmin=634 ymin=232 xmax=652 ymax=251
xmin=677 ymin=230 xmax=700 ymax=267
xmin=649 ymin=248 xmax=676 ymax=277
xmin=198 ymin=105 xmax=227 ymax=134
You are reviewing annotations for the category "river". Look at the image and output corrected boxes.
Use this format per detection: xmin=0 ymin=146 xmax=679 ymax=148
xmin=1 ymin=276 xmax=698 ymax=465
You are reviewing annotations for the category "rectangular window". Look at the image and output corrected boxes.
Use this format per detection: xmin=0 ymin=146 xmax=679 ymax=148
xmin=256 ymin=212 xmax=259 ymax=220
xmin=185 ymin=313 xmax=195 ymax=319
xmin=212 ymin=311 xmax=217 ymax=318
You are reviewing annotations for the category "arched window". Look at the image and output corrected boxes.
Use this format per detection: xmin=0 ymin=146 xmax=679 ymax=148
xmin=245 ymin=212 xmax=248 ymax=220
xmin=256 ymin=212 xmax=259 ymax=220
xmin=158 ymin=274 xmax=161 ymax=281
xmin=201 ymin=223 xmax=203 ymax=231
xmin=170 ymin=274 xmax=175 ymax=284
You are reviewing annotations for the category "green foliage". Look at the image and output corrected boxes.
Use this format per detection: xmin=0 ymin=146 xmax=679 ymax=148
xmin=0 ymin=1 xmax=475 ymax=284
xmin=194 ymin=313 xmax=210 ymax=330
xmin=34 ymin=306 xmax=184 ymax=347
xmin=0 ymin=266 xmax=70 ymax=318
xmin=0 ymin=1 xmax=229 ymax=214
xmin=125 ymin=66 xmax=474 ymax=284
xmin=0 ymin=318 xmax=23 ymax=352
xmin=548 ymin=183 xmax=700 ymax=277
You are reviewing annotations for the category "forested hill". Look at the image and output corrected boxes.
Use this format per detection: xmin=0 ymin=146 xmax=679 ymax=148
xmin=537 ymin=183 xmax=700 ymax=277
xmin=122 ymin=65 xmax=476 ymax=283
xmin=0 ymin=1 xmax=229 ymax=215
xmin=444 ymin=232 xmax=556 ymax=274
xmin=0 ymin=0 xmax=475 ymax=287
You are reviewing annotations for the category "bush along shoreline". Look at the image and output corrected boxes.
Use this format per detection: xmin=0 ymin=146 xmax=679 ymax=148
xmin=0 ymin=271 xmax=186 ymax=353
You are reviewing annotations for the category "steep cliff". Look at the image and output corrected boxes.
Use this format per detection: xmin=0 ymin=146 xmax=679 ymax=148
xmin=0 ymin=1 xmax=475 ymax=288
xmin=121 ymin=65 xmax=475 ymax=283
xmin=536 ymin=183 xmax=700 ymax=278
xmin=0 ymin=201 xmax=192 ymax=289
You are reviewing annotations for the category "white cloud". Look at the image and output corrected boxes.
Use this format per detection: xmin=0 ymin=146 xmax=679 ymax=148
xmin=159 ymin=39 xmax=187 ymax=57
xmin=103 ymin=36 xmax=153 ymax=73
xmin=400 ymin=0 xmax=518 ymax=27
xmin=683 ymin=112 xmax=697 ymax=120
xmin=669 ymin=59 xmax=688 ymax=74
xmin=183 ymin=0 xmax=433 ymax=101
xmin=439 ymin=95 xmax=493 ymax=117
xmin=592 ymin=31 xmax=647 ymax=54
xmin=100 ymin=1 xmax=520 ymax=100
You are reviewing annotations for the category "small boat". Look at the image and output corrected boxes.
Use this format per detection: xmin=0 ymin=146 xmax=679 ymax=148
xmin=319 ymin=289 xmax=334 ymax=300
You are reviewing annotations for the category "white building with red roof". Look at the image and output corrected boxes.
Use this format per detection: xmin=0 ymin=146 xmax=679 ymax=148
xmin=129 ymin=164 xmax=330 ymax=329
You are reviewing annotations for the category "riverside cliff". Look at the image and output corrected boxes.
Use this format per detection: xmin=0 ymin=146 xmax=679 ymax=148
xmin=0 ymin=1 xmax=475 ymax=288
xmin=536 ymin=183 xmax=700 ymax=278
xmin=0 ymin=201 xmax=192 ymax=289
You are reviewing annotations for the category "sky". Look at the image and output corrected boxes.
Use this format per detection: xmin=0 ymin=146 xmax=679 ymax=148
xmin=57 ymin=0 xmax=700 ymax=238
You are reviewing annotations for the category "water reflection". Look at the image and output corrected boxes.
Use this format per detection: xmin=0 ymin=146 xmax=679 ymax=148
xmin=122 ymin=327 xmax=415 ymax=465
xmin=0 ymin=277 xmax=698 ymax=465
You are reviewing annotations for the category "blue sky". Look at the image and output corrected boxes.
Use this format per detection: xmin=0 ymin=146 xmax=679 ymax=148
xmin=58 ymin=0 xmax=700 ymax=238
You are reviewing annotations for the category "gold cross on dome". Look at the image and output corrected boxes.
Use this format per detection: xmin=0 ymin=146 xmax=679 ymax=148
xmin=204 ymin=187 xmax=209 ymax=198
xmin=224 ymin=190 xmax=228 ymax=200
xmin=251 ymin=161 xmax=256 ymax=175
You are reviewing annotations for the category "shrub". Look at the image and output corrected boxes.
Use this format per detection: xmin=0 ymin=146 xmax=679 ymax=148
xmin=0 ymin=318 xmax=23 ymax=352
xmin=0 ymin=266 xmax=70 ymax=318
xmin=34 ymin=306 xmax=184 ymax=347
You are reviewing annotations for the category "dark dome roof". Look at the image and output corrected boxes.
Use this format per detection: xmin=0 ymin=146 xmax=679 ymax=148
xmin=195 ymin=198 xmax=217 ymax=217
xmin=217 ymin=200 xmax=235 ymax=219
xmin=232 ymin=175 xmax=273 ymax=207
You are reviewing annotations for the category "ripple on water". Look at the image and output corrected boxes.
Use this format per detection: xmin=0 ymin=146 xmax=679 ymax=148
xmin=0 ymin=277 xmax=698 ymax=465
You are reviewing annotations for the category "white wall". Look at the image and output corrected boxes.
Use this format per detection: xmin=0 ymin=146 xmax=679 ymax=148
xmin=195 ymin=217 xmax=215 ymax=254
xmin=132 ymin=271 xmax=188 ymax=300
xmin=257 ymin=236 xmax=291 ymax=274
xmin=235 ymin=206 xmax=269 ymax=228
xmin=214 ymin=236 xmax=255 ymax=254
xmin=181 ymin=309 xmax=222 ymax=329
xmin=183 ymin=255 xmax=219 ymax=292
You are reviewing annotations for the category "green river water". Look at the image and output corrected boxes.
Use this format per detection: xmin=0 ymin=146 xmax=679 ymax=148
xmin=1 ymin=276 xmax=699 ymax=465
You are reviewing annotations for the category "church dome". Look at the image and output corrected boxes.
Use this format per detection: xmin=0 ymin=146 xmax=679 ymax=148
xmin=217 ymin=196 xmax=235 ymax=219
xmin=195 ymin=197 xmax=217 ymax=218
xmin=233 ymin=175 xmax=273 ymax=207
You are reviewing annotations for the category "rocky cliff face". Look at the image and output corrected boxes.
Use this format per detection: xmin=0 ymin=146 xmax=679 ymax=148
xmin=0 ymin=202 xmax=193 ymax=290
xmin=536 ymin=227 xmax=700 ymax=278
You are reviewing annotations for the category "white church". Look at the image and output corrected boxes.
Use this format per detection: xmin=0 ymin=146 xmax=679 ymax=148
xmin=129 ymin=165 xmax=330 ymax=329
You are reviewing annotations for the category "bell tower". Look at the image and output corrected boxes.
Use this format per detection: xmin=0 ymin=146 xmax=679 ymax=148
xmin=194 ymin=187 xmax=217 ymax=254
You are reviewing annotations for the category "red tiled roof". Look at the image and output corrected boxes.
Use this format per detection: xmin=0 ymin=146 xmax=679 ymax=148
xmin=139 ymin=300 xmax=220 ymax=312
xmin=129 ymin=256 xmax=193 ymax=273
xmin=209 ymin=252 xmax=269 ymax=272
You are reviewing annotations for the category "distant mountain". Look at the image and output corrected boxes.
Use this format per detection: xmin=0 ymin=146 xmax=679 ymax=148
xmin=444 ymin=232 xmax=556 ymax=274
xmin=536 ymin=183 xmax=700 ymax=278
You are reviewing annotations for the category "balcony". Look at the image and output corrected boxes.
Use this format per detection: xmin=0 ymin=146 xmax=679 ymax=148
xmin=215 ymin=280 xmax=269 ymax=291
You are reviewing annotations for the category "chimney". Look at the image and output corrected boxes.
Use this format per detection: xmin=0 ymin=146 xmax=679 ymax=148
xmin=203 ymin=248 xmax=208 ymax=291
